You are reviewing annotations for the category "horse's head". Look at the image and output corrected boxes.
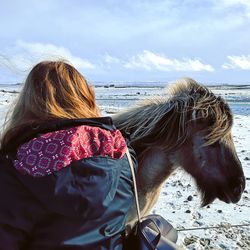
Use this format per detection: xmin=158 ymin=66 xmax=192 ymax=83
xmin=174 ymin=80 xmax=245 ymax=206
xmin=178 ymin=121 xmax=245 ymax=206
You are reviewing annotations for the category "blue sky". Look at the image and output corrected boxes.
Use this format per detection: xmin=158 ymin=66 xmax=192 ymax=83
xmin=0 ymin=0 xmax=250 ymax=84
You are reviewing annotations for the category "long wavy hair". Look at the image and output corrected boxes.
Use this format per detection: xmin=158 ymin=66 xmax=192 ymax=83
xmin=1 ymin=60 xmax=100 ymax=148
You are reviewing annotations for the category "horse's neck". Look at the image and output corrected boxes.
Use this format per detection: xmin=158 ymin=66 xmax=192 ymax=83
xmin=134 ymin=147 xmax=177 ymax=216
xmin=136 ymin=147 xmax=174 ymax=190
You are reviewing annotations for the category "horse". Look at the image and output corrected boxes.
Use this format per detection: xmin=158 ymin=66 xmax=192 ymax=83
xmin=113 ymin=78 xmax=246 ymax=228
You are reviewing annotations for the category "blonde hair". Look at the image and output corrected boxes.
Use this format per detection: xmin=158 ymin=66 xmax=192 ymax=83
xmin=1 ymin=60 xmax=100 ymax=148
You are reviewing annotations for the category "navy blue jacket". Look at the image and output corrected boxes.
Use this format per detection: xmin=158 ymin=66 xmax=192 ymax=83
xmin=0 ymin=117 xmax=136 ymax=250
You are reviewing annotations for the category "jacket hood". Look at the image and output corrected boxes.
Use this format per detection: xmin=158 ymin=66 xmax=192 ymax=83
xmin=14 ymin=122 xmax=127 ymax=177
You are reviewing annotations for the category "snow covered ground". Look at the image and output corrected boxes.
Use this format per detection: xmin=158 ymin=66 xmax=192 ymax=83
xmin=0 ymin=83 xmax=249 ymax=250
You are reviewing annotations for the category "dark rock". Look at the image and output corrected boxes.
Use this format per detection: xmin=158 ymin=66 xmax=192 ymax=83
xmin=184 ymin=235 xmax=199 ymax=246
xmin=176 ymin=191 xmax=182 ymax=198
xmin=193 ymin=212 xmax=202 ymax=219
xmin=199 ymin=238 xmax=210 ymax=246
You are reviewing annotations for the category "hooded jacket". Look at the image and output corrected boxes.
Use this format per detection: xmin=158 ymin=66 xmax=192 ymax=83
xmin=0 ymin=117 xmax=136 ymax=250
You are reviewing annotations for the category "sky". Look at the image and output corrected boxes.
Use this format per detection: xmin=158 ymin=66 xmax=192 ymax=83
xmin=0 ymin=0 xmax=250 ymax=84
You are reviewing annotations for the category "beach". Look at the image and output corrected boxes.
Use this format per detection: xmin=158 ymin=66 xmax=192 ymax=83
xmin=0 ymin=83 xmax=249 ymax=250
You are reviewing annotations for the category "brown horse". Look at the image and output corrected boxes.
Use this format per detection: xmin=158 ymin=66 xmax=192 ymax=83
xmin=113 ymin=78 xmax=245 ymax=227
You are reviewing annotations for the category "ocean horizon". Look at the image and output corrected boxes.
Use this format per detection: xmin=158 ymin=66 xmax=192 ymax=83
xmin=1 ymin=81 xmax=250 ymax=88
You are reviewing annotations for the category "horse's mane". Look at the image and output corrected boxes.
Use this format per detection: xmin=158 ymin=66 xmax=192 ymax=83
xmin=113 ymin=78 xmax=233 ymax=152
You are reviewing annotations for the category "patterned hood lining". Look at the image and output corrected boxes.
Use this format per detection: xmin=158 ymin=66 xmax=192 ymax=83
xmin=14 ymin=125 xmax=127 ymax=177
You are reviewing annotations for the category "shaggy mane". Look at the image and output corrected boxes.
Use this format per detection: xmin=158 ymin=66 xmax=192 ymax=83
xmin=113 ymin=78 xmax=233 ymax=152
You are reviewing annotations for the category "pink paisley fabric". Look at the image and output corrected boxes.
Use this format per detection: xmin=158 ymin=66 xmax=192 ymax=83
xmin=14 ymin=125 xmax=127 ymax=177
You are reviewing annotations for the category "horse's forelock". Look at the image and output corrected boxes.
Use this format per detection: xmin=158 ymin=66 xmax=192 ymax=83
xmin=169 ymin=78 xmax=233 ymax=145
xmin=195 ymin=93 xmax=233 ymax=145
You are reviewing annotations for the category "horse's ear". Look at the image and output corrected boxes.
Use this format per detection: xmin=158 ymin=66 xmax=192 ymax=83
xmin=187 ymin=108 xmax=213 ymax=133
xmin=190 ymin=109 xmax=199 ymax=123
xmin=192 ymin=106 xmax=212 ymax=121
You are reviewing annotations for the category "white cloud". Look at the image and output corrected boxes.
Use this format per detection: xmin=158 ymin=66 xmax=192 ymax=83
xmin=220 ymin=0 xmax=250 ymax=8
xmin=124 ymin=50 xmax=214 ymax=72
xmin=217 ymin=0 xmax=250 ymax=17
xmin=1 ymin=40 xmax=95 ymax=72
xmin=103 ymin=53 xmax=121 ymax=64
xmin=222 ymin=55 xmax=250 ymax=69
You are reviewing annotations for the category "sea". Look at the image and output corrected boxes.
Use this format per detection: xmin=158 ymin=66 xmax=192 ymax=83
xmin=1 ymin=82 xmax=250 ymax=116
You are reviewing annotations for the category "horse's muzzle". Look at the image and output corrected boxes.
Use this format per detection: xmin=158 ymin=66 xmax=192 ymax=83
xmin=231 ymin=176 xmax=245 ymax=203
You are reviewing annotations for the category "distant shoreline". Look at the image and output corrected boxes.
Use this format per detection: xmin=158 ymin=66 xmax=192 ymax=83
xmin=1 ymin=82 xmax=250 ymax=89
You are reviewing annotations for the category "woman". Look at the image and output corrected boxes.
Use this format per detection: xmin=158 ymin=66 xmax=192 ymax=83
xmin=0 ymin=61 xmax=136 ymax=250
